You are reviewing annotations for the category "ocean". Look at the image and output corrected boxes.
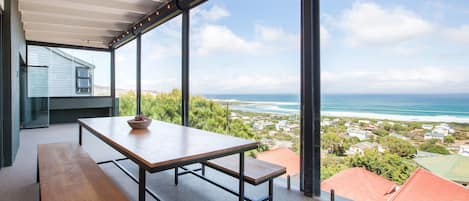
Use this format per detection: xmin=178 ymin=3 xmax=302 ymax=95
xmin=203 ymin=94 xmax=469 ymax=123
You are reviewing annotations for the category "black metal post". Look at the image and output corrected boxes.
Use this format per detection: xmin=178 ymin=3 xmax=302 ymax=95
xmin=174 ymin=166 xmax=179 ymax=186
xmin=239 ymin=153 xmax=245 ymax=201
xmin=181 ymin=9 xmax=190 ymax=126
xmin=139 ymin=167 xmax=146 ymax=201
xmin=110 ymin=49 xmax=116 ymax=116
xmin=136 ymin=34 xmax=142 ymax=115
xmin=268 ymin=179 xmax=273 ymax=201
xmin=78 ymin=125 xmax=82 ymax=146
xmin=300 ymin=0 xmax=321 ymax=197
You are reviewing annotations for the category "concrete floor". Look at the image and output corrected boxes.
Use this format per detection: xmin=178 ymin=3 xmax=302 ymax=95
xmin=0 ymin=123 xmax=324 ymax=201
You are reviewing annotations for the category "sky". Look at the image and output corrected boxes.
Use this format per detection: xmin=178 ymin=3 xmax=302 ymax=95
xmin=72 ymin=0 xmax=469 ymax=95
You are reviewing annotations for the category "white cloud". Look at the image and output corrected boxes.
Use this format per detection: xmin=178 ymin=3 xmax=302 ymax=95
xmin=444 ymin=25 xmax=469 ymax=44
xmin=191 ymin=5 xmax=230 ymax=24
xmin=195 ymin=25 xmax=262 ymax=55
xmin=194 ymin=24 xmax=298 ymax=56
xmin=191 ymin=74 xmax=299 ymax=94
xmin=321 ymin=25 xmax=330 ymax=45
xmin=340 ymin=2 xmax=433 ymax=47
xmin=323 ymin=66 xmax=469 ymax=93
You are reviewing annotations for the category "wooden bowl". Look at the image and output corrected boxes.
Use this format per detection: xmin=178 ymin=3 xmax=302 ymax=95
xmin=127 ymin=118 xmax=152 ymax=129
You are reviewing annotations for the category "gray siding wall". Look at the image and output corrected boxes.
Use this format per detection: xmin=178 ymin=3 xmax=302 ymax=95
xmin=2 ymin=0 xmax=26 ymax=166
xmin=28 ymin=46 xmax=93 ymax=97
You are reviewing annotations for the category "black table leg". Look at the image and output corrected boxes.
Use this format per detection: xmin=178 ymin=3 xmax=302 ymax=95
xmin=175 ymin=167 xmax=179 ymax=185
xmin=139 ymin=167 xmax=146 ymax=201
xmin=78 ymin=125 xmax=82 ymax=146
xmin=239 ymin=153 xmax=245 ymax=201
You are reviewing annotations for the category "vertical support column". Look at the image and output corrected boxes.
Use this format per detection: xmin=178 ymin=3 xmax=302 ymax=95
xmin=139 ymin=167 xmax=146 ymax=201
xmin=181 ymin=9 xmax=190 ymax=127
xmin=300 ymin=0 xmax=321 ymax=197
xmin=238 ymin=152 xmax=245 ymax=201
xmin=136 ymin=34 xmax=142 ymax=115
xmin=78 ymin=125 xmax=82 ymax=146
xmin=110 ymin=49 xmax=116 ymax=116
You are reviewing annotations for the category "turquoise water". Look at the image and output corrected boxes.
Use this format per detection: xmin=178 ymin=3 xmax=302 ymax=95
xmin=203 ymin=94 xmax=469 ymax=121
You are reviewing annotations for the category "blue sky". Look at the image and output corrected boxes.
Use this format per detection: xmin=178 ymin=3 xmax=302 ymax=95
xmin=82 ymin=0 xmax=469 ymax=94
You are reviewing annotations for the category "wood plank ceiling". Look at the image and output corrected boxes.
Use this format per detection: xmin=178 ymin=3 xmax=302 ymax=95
xmin=19 ymin=0 xmax=170 ymax=48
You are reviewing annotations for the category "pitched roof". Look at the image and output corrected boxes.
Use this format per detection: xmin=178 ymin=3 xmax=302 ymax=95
xmin=390 ymin=168 xmax=469 ymax=201
xmin=321 ymin=167 xmax=397 ymax=201
xmin=414 ymin=155 xmax=469 ymax=184
xmin=256 ymin=147 xmax=300 ymax=176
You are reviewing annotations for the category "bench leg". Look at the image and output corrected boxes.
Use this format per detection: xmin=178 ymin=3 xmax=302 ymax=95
xmin=287 ymin=175 xmax=291 ymax=190
xmin=78 ymin=125 xmax=82 ymax=146
xmin=36 ymin=156 xmax=39 ymax=183
xmin=239 ymin=153 xmax=245 ymax=201
xmin=268 ymin=179 xmax=273 ymax=201
xmin=139 ymin=167 xmax=146 ymax=201
xmin=174 ymin=167 xmax=178 ymax=185
xmin=201 ymin=163 xmax=206 ymax=176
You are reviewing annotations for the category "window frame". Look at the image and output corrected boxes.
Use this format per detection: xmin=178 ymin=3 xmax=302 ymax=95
xmin=75 ymin=66 xmax=92 ymax=94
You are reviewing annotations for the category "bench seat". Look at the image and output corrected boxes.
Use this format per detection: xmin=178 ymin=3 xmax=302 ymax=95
xmin=37 ymin=143 xmax=129 ymax=201
xmin=204 ymin=155 xmax=286 ymax=185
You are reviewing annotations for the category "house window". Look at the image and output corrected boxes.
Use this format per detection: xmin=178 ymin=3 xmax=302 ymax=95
xmin=76 ymin=67 xmax=91 ymax=94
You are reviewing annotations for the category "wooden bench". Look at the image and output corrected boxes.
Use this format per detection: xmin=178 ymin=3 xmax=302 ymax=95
xmin=202 ymin=155 xmax=286 ymax=201
xmin=37 ymin=143 xmax=129 ymax=201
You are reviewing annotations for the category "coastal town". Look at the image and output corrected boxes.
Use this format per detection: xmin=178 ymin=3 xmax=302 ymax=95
xmin=227 ymin=108 xmax=469 ymax=199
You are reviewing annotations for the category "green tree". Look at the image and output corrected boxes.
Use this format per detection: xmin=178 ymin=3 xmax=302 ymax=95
xmin=321 ymin=156 xmax=348 ymax=181
xmin=419 ymin=139 xmax=450 ymax=155
xmin=348 ymin=150 xmax=416 ymax=184
xmin=373 ymin=128 xmax=389 ymax=137
xmin=119 ymin=90 xmax=254 ymax=140
xmin=379 ymin=136 xmax=416 ymax=158
xmin=444 ymin=135 xmax=455 ymax=144
xmin=321 ymin=133 xmax=348 ymax=156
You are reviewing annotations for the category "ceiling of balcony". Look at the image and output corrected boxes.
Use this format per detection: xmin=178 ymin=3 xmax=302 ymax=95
xmin=18 ymin=0 xmax=171 ymax=49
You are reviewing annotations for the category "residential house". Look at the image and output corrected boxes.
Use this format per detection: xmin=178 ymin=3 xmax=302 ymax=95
xmin=28 ymin=46 xmax=96 ymax=97
xmin=321 ymin=168 xmax=398 ymax=201
xmin=459 ymin=145 xmax=469 ymax=157
xmin=346 ymin=142 xmax=385 ymax=155
xmin=389 ymin=168 xmax=469 ymax=201
xmin=422 ymin=124 xmax=434 ymax=130
xmin=414 ymin=155 xmax=469 ymax=186
xmin=276 ymin=120 xmax=289 ymax=131
xmin=390 ymin=133 xmax=410 ymax=141
xmin=424 ymin=129 xmax=446 ymax=142
xmin=347 ymin=128 xmax=371 ymax=140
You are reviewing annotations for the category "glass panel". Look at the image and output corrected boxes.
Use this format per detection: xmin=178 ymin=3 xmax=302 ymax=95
xmin=190 ymin=0 xmax=301 ymax=189
xmin=77 ymin=78 xmax=91 ymax=88
xmin=77 ymin=68 xmax=90 ymax=78
xmin=141 ymin=16 xmax=182 ymax=123
xmin=116 ymin=40 xmax=137 ymax=116
xmin=21 ymin=65 xmax=49 ymax=128
xmin=27 ymin=45 xmax=111 ymax=96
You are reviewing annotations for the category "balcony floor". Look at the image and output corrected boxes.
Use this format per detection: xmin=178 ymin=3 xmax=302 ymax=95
xmin=0 ymin=123 xmax=320 ymax=201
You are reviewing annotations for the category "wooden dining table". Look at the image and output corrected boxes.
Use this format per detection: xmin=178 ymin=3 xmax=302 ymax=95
xmin=77 ymin=116 xmax=258 ymax=201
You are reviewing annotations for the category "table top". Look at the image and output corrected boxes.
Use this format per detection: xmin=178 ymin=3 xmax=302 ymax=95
xmin=78 ymin=117 xmax=258 ymax=171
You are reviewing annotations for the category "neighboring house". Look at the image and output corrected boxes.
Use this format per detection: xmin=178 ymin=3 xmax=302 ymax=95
xmin=347 ymin=128 xmax=370 ymax=140
xmin=390 ymin=133 xmax=410 ymax=141
xmin=321 ymin=168 xmax=398 ymax=201
xmin=346 ymin=142 xmax=385 ymax=155
xmin=28 ymin=46 xmax=95 ymax=97
xmin=422 ymin=124 xmax=434 ymax=130
xmin=358 ymin=120 xmax=370 ymax=124
xmin=424 ymin=130 xmax=446 ymax=142
xmin=389 ymin=168 xmax=469 ymax=201
xmin=276 ymin=120 xmax=289 ymax=131
xmin=414 ymin=155 xmax=469 ymax=186
xmin=459 ymin=145 xmax=469 ymax=157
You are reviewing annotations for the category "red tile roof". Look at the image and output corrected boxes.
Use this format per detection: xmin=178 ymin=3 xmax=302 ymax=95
xmin=390 ymin=168 xmax=469 ymax=201
xmin=256 ymin=147 xmax=300 ymax=176
xmin=321 ymin=167 xmax=397 ymax=201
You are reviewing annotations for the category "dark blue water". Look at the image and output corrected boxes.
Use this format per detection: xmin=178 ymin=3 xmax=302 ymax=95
xmin=203 ymin=94 xmax=469 ymax=118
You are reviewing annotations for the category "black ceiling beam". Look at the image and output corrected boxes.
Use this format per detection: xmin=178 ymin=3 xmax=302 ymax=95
xmin=109 ymin=0 xmax=206 ymax=49
xmin=26 ymin=40 xmax=110 ymax=52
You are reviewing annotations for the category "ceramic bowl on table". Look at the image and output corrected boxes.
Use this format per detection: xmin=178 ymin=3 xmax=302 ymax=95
xmin=127 ymin=118 xmax=152 ymax=129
